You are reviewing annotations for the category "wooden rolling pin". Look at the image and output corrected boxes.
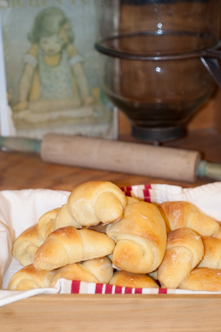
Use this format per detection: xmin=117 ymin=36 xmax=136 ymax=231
xmin=0 ymin=133 xmax=221 ymax=182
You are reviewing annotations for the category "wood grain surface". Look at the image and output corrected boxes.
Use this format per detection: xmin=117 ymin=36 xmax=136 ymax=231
xmin=1 ymin=128 xmax=221 ymax=192
xmin=2 ymin=294 xmax=221 ymax=332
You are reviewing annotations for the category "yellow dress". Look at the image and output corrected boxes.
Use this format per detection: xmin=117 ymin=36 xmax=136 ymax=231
xmin=25 ymin=44 xmax=82 ymax=102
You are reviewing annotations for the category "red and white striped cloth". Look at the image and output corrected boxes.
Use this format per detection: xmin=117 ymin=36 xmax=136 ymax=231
xmin=58 ymin=279 xmax=221 ymax=295
xmin=59 ymin=279 xmax=165 ymax=294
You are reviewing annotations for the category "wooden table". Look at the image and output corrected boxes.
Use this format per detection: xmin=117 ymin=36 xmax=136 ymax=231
xmin=1 ymin=129 xmax=221 ymax=331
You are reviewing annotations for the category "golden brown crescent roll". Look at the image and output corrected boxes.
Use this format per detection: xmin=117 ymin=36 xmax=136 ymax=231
xmin=82 ymin=256 xmax=113 ymax=284
xmin=50 ymin=256 xmax=113 ymax=287
xmin=159 ymin=201 xmax=219 ymax=236
xmin=33 ymin=226 xmax=115 ymax=271
xmin=179 ymin=267 xmax=221 ymax=292
xmin=12 ymin=224 xmax=44 ymax=266
xmin=7 ymin=264 xmax=55 ymax=291
xmin=55 ymin=203 xmax=82 ymax=228
xmin=215 ymin=222 xmax=221 ymax=240
xmin=37 ymin=208 xmax=59 ymax=241
xmin=157 ymin=227 xmax=204 ymax=289
xmin=106 ymin=201 xmax=167 ymax=274
xmin=198 ymin=236 xmax=221 ymax=269
xmin=37 ymin=206 xmax=82 ymax=241
xmin=37 ymin=181 xmax=127 ymax=240
xmin=109 ymin=270 xmax=159 ymax=288
xmin=66 ymin=181 xmax=127 ymax=227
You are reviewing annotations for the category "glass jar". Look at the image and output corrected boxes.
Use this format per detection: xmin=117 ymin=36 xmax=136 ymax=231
xmin=95 ymin=0 xmax=221 ymax=142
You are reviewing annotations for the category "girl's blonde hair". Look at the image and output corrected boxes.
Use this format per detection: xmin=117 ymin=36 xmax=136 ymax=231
xmin=28 ymin=6 xmax=74 ymax=45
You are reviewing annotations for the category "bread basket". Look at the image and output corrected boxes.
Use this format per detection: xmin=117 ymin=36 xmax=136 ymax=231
xmin=1 ymin=182 xmax=221 ymax=331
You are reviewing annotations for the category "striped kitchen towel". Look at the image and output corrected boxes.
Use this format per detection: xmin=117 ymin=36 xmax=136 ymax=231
xmin=58 ymin=279 xmax=221 ymax=295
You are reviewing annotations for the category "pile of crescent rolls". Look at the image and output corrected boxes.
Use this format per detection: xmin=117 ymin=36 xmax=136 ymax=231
xmin=7 ymin=180 xmax=221 ymax=292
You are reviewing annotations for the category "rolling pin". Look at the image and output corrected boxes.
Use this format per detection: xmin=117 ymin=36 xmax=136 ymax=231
xmin=0 ymin=133 xmax=221 ymax=182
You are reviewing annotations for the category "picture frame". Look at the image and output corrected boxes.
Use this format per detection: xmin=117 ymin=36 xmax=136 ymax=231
xmin=0 ymin=5 xmax=10 ymax=136
xmin=0 ymin=0 xmax=118 ymax=140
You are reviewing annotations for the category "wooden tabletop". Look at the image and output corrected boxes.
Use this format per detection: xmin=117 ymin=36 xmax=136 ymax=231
xmin=0 ymin=128 xmax=221 ymax=191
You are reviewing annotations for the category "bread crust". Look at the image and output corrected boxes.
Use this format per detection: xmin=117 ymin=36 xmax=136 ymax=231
xmin=179 ymin=267 xmax=221 ymax=291
xmin=67 ymin=181 xmax=127 ymax=227
xmin=107 ymin=201 xmax=167 ymax=274
xmin=157 ymin=227 xmax=204 ymax=289
xmin=198 ymin=236 xmax=221 ymax=269
xmin=33 ymin=226 xmax=115 ymax=271
xmin=7 ymin=264 xmax=54 ymax=290
xmin=109 ymin=270 xmax=159 ymax=288
xmin=50 ymin=257 xmax=113 ymax=287
xmin=12 ymin=224 xmax=44 ymax=266
xmin=159 ymin=201 xmax=219 ymax=236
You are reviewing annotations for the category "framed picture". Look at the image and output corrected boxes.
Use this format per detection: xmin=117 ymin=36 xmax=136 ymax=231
xmin=0 ymin=1 xmax=8 ymax=135
xmin=0 ymin=0 xmax=118 ymax=139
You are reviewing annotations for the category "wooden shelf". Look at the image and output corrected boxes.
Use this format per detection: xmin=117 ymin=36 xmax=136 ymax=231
xmin=2 ymin=294 xmax=221 ymax=331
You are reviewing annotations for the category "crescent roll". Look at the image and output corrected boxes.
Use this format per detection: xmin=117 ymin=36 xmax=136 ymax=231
xmin=179 ymin=267 xmax=221 ymax=292
xmin=37 ymin=208 xmax=59 ymax=241
xmin=37 ymin=207 xmax=81 ymax=241
xmin=7 ymin=264 xmax=54 ymax=291
xmin=215 ymin=222 xmax=221 ymax=240
xmin=198 ymin=236 xmax=221 ymax=269
xmin=33 ymin=226 xmax=115 ymax=271
xmin=37 ymin=181 xmax=127 ymax=240
xmin=106 ymin=201 xmax=167 ymax=274
xmin=50 ymin=256 xmax=113 ymax=287
xmin=109 ymin=270 xmax=159 ymax=289
xmin=159 ymin=201 xmax=219 ymax=236
xmin=66 ymin=181 xmax=127 ymax=227
xmin=12 ymin=224 xmax=44 ymax=266
xmin=157 ymin=227 xmax=204 ymax=289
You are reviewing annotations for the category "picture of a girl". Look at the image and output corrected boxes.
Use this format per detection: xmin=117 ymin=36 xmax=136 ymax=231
xmin=12 ymin=6 xmax=95 ymax=125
